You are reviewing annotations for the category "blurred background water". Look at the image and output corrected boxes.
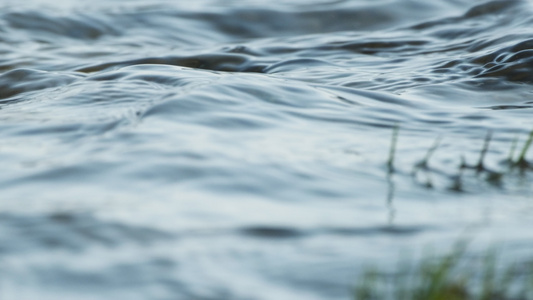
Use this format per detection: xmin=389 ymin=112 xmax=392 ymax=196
xmin=0 ymin=0 xmax=533 ymax=299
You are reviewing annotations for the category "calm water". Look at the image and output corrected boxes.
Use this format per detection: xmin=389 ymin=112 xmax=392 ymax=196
xmin=1 ymin=0 xmax=533 ymax=299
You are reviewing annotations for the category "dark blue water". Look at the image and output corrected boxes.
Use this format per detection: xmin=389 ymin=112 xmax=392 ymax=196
xmin=1 ymin=0 xmax=533 ymax=299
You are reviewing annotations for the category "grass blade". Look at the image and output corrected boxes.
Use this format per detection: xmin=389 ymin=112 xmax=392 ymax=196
xmin=387 ymin=124 xmax=399 ymax=173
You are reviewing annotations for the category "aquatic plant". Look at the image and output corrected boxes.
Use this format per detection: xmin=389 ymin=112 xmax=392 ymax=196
xmin=475 ymin=131 xmax=492 ymax=173
xmin=388 ymin=126 xmax=533 ymax=192
xmin=513 ymin=129 xmax=533 ymax=170
xmin=411 ymin=136 xmax=441 ymax=188
xmin=373 ymin=128 xmax=533 ymax=299
xmin=507 ymin=134 xmax=519 ymax=164
xmin=413 ymin=136 xmax=441 ymax=172
xmin=353 ymin=242 xmax=533 ymax=300
xmin=387 ymin=124 xmax=400 ymax=173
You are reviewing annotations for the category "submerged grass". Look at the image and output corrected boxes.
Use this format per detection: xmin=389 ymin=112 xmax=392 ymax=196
xmin=354 ymin=241 xmax=533 ymax=300
xmin=388 ymin=126 xmax=533 ymax=191
xmin=371 ymin=127 xmax=533 ymax=299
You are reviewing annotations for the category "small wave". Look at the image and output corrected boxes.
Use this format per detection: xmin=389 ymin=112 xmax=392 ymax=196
xmin=3 ymin=10 xmax=120 ymax=40
xmin=76 ymin=53 xmax=266 ymax=73
xmin=0 ymin=69 xmax=81 ymax=102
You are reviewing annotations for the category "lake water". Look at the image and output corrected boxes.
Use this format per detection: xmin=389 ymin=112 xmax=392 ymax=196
xmin=1 ymin=0 xmax=533 ymax=299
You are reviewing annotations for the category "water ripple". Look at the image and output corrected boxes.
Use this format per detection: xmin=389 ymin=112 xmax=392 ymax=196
xmin=1 ymin=0 xmax=533 ymax=299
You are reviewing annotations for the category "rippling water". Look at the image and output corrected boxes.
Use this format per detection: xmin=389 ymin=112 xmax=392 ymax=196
xmin=1 ymin=0 xmax=533 ymax=299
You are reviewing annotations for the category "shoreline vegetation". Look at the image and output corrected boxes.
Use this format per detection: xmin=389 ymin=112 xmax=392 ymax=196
xmin=361 ymin=127 xmax=533 ymax=299
xmin=353 ymin=240 xmax=533 ymax=300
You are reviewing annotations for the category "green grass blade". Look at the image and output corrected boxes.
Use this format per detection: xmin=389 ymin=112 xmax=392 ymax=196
xmin=476 ymin=131 xmax=492 ymax=172
xmin=516 ymin=128 xmax=533 ymax=165
xmin=508 ymin=134 xmax=518 ymax=163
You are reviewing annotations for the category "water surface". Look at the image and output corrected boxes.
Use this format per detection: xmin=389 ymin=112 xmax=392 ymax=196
xmin=1 ymin=0 xmax=533 ymax=299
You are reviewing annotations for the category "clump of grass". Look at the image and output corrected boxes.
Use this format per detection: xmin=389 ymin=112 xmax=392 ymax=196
xmin=354 ymin=242 xmax=533 ymax=300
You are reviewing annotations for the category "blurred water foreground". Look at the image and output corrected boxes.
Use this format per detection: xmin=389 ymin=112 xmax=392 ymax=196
xmin=0 ymin=0 xmax=533 ymax=299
